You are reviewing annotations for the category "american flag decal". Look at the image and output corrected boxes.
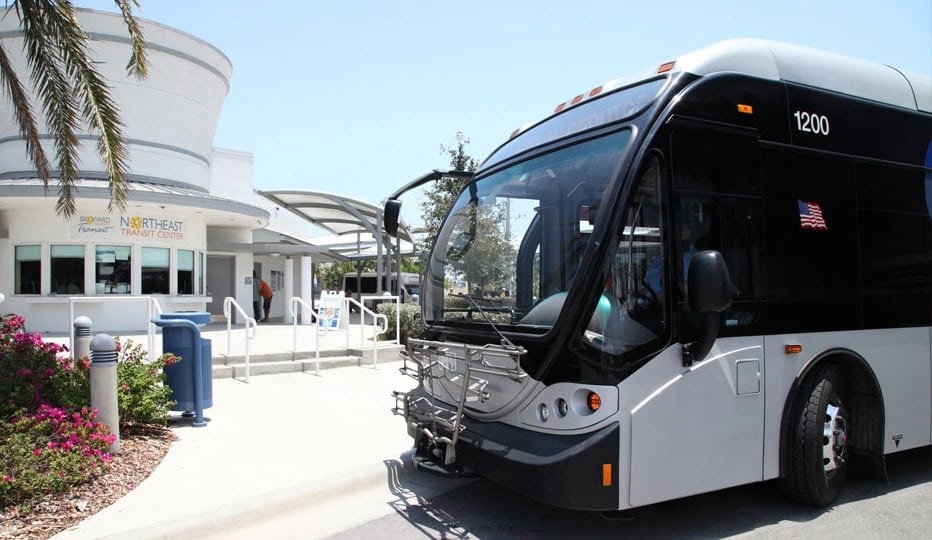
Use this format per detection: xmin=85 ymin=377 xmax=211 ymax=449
xmin=798 ymin=200 xmax=828 ymax=230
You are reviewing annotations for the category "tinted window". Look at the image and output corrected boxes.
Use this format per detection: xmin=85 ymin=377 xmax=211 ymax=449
xmin=141 ymin=247 xmax=169 ymax=294
xmin=51 ymin=245 xmax=84 ymax=294
xmin=178 ymin=249 xmax=194 ymax=295
xmin=672 ymin=129 xmax=764 ymax=336
xmin=96 ymin=245 xmax=131 ymax=294
xmin=857 ymin=163 xmax=928 ymax=214
xmin=760 ymin=150 xmax=860 ymax=333
xmin=672 ymin=130 xmax=760 ymax=196
xmin=15 ymin=245 xmax=41 ymax=294
xmin=857 ymin=159 xmax=932 ymax=327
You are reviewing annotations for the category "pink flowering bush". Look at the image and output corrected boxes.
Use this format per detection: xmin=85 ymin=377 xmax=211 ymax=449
xmin=0 ymin=315 xmax=69 ymax=418
xmin=0 ymin=405 xmax=115 ymax=506
xmin=0 ymin=315 xmax=176 ymax=508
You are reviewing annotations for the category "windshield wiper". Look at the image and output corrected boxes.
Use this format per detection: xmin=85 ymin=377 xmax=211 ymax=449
xmin=453 ymin=293 xmax=516 ymax=348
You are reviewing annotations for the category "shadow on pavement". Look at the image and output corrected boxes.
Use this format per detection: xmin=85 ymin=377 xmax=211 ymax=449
xmin=371 ymin=447 xmax=931 ymax=539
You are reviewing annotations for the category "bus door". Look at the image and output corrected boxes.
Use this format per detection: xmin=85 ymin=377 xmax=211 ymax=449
xmin=623 ymin=128 xmax=766 ymax=507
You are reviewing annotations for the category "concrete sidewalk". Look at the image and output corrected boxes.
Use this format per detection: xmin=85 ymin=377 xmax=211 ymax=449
xmin=45 ymin=319 xmax=461 ymax=539
xmin=52 ymin=365 xmax=434 ymax=539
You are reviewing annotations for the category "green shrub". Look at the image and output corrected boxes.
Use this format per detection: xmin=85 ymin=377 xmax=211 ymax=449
xmin=114 ymin=340 xmax=176 ymax=427
xmin=377 ymin=303 xmax=421 ymax=344
xmin=50 ymin=338 xmax=177 ymax=428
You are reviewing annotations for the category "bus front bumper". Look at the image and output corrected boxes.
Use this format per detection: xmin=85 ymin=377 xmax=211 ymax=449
xmin=405 ymin=389 xmax=621 ymax=510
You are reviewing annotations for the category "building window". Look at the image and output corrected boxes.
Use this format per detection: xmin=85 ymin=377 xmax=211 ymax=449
xmin=198 ymin=252 xmax=205 ymax=295
xmin=141 ymin=247 xmax=169 ymax=294
xmin=51 ymin=245 xmax=85 ymax=294
xmin=96 ymin=245 xmax=132 ymax=294
xmin=178 ymin=249 xmax=194 ymax=295
xmin=14 ymin=245 xmax=41 ymax=294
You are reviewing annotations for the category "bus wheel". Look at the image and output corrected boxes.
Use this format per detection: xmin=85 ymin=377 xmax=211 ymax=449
xmin=780 ymin=365 xmax=850 ymax=506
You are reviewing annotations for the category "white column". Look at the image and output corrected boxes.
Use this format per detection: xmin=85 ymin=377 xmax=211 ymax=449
xmin=283 ymin=256 xmax=295 ymax=324
xmin=300 ymin=255 xmax=314 ymax=325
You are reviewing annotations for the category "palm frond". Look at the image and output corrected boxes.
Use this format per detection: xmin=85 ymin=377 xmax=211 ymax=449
xmin=113 ymin=0 xmax=147 ymax=78
xmin=6 ymin=1 xmax=147 ymax=217
xmin=0 ymin=41 xmax=51 ymax=187
xmin=17 ymin=0 xmax=83 ymax=217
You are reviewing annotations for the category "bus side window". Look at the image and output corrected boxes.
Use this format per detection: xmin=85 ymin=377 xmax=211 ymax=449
xmin=672 ymin=129 xmax=763 ymax=335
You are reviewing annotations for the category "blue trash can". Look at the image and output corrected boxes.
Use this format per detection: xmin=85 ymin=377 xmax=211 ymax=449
xmin=155 ymin=312 xmax=213 ymax=415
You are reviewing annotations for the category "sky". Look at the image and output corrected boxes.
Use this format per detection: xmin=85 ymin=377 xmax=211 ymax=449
xmin=75 ymin=0 xmax=931 ymax=228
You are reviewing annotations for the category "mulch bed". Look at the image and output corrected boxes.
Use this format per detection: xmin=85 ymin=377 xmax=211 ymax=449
xmin=0 ymin=426 xmax=175 ymax=540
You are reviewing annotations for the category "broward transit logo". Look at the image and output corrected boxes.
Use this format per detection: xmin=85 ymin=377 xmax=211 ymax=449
xmin=77 ymin=215 xmax=113 ymax=234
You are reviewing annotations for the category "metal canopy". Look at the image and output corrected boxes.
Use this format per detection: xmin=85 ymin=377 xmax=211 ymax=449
xmin=258 ymin=190 xmax=414 ymax=295
xmin=259 ymin=190 xmax=413 ymax=244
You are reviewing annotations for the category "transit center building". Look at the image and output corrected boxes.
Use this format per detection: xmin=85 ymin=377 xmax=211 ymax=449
xmin=0 ymin=8 xmax=383 ymax=333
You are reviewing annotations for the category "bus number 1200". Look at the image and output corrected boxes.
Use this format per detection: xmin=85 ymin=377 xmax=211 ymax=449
xmin=793 ymin=110 xmax=830 ymax=136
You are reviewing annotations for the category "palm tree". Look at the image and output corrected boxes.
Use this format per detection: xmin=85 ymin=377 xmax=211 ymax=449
xmin=0 ymin=0 xmax=147 ymax=217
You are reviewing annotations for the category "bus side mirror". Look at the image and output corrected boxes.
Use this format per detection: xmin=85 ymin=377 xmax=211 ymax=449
xmin=683 ymin=250 xmax=733 ymax=366
xmin=384 ymin=199 xmax=402 ymax=237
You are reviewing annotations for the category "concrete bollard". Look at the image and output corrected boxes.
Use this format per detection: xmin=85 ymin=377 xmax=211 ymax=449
xmin=90 ymin=334 xmax=121 ymax=454
xmin=73 ymin=316 xmax=92 ymax=364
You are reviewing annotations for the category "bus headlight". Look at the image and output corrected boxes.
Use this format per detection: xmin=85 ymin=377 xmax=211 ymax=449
xmin=556 ymin=398 xmax=569 ymax=417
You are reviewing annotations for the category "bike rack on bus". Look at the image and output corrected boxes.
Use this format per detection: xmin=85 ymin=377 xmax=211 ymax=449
xmin=392 ymin=338 xmax=527 ymax=468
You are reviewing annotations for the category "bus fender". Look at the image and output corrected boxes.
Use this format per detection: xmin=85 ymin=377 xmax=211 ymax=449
xmin=778 ymin=347 xmax=888 ymax=482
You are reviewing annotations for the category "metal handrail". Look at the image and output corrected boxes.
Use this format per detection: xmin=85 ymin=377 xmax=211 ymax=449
xmin=344 ymin=296 xmax=373 ymax=355
xmin=222 ymin=296 xmax=258 ymax=382
xmin=359 ymin=295 xmax=398 ymax=369
xmin=290 ymin=297 xmax=321 ymax=376
xmin=68 ymin=296 xmax=162 ymax=361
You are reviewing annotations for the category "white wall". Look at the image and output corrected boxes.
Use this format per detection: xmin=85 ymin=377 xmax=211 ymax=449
xmin=0 ymin=8 xmax=233 ymax=191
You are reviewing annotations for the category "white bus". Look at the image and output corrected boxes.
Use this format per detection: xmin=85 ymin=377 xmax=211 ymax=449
xmin=386 ymin=39 xmax=931 ymax=511
xmin=342 ymin=271 xmax=419 ymax=305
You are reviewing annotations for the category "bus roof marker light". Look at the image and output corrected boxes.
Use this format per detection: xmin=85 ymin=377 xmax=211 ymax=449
xmin=571 ymin=94 xmax=584 ymax=105
xmin=554 ymin=102 xmax=567 ymax=113
xmin=589 ymin=86 xmax=603 ymax=98
xmin=657 ymin=61 xmax=675 ymax=73
xmin=785 ymin=344 xmax=802 ymax=354
xmin=737 ymin=103 xmax=754 ymax=114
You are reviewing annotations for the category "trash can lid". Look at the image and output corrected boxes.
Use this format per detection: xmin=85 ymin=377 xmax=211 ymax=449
xmin=159 ymin=312 xmax=211 ymax=326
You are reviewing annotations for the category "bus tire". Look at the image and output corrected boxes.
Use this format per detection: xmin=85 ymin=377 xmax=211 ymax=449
xmin=780 ymin=365 xmax=850 ymax=506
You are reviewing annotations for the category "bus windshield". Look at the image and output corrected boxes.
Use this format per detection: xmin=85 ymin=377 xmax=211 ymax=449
xmin=423 ymin=129 xmax=633 ymax=328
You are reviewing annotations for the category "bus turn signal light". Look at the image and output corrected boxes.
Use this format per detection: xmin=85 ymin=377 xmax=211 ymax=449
xmin=587 ymin=392 xmax=601 ymax=411
xmin=785 ymin=344 xmax=802 ymax=354
xmin=602 ymin=463 xmax=612 ymax=486
xmin=737 ymin=103 xmax=754 ymax=114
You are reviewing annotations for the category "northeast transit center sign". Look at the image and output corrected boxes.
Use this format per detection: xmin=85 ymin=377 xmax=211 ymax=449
xmin=72 ymin=214 xmax=186 ymax=243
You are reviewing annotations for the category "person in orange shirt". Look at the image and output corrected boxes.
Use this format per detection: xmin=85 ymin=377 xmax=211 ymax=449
xmin=259 ymin=276 xmax=273 ymax=322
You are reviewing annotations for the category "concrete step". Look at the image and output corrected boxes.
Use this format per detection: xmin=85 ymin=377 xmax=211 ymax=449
xmin=210 ymin=354 xmax=401 ymax=379
xmin=210 ymin=348 xmax=355 ymax=366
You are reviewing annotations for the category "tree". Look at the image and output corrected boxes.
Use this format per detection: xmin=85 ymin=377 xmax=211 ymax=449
xmin=418 ymin=131 xmax=477 ymax=252
xmin=419 ymin=132 xmax=515 ymax=299
xmin=0 ymin=1 xmax=148 ymax=217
